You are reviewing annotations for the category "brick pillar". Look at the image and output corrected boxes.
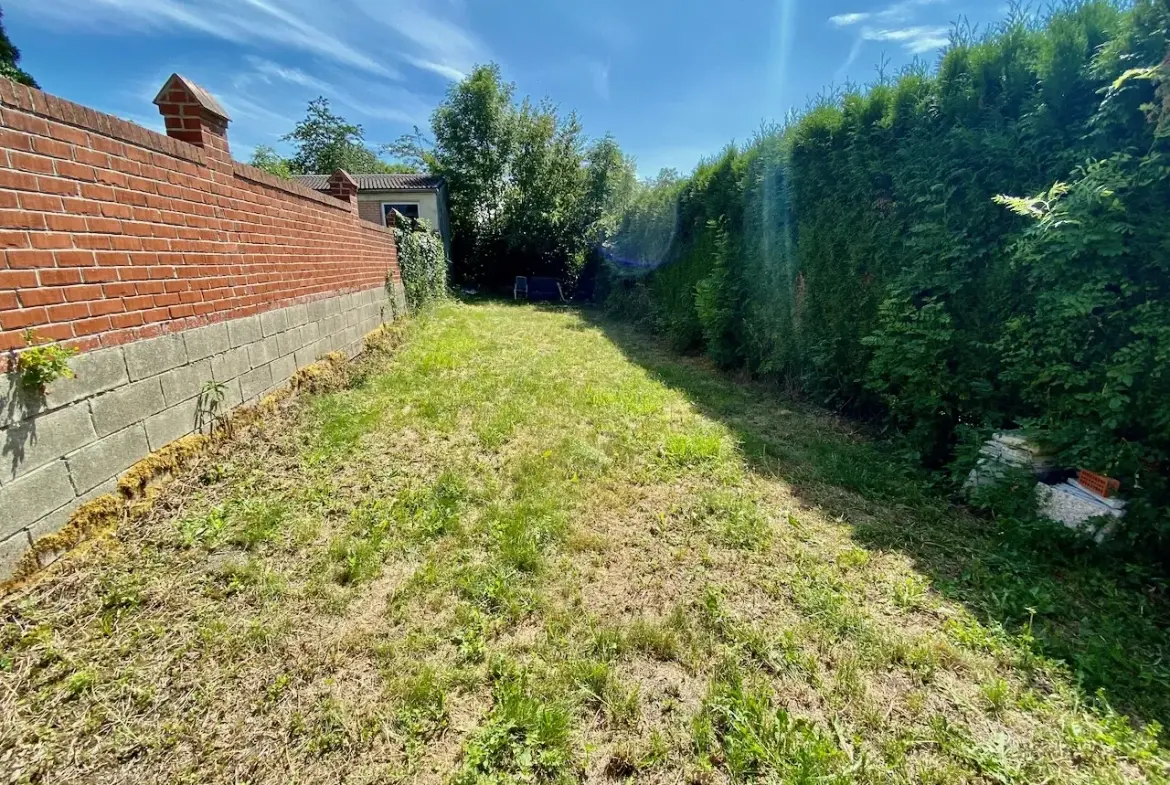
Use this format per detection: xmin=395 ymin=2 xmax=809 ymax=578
xmin=327 ymin=170 xmax=358 ymax=212
xmin=152 ymin=74 xmax=232 ymax=169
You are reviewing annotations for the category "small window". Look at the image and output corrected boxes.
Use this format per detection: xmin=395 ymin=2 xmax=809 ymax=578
xmin=383 ymin=203 xmax=419 ymax=225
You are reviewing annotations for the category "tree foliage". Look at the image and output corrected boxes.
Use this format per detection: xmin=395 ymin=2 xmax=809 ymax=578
xmin=248 ymin=145 xmax=292 ymax=179
xmin=0 ymin=8 xmax=36 ymax=88
xmin=277 ymin=98 xmax=411 ymax=175
xmin=397 ymin=65 xmax=636 ymax=291
xmin=606 ymin=0 xmax=1170 ymax=555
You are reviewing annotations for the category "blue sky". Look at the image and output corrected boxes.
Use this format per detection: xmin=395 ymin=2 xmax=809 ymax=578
xmin=5 ymin=0 xmax=1007 ymax=177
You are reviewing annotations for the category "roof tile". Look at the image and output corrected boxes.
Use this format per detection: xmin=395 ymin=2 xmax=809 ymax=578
xmin=292 ymin=173 xmax=443 ymax=191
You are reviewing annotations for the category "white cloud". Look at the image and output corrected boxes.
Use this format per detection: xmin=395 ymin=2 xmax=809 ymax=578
xmin=353 ymin=0 xmax=492 ymax=81
xmin=7 ymin=0 xmax=398 ymax=78
xmin=830 ymin=13 xmax=871 ymax=27
xmin=863 ymin=26 xmax=951 ymax=54
xmin=243 ymin=57 xmax=431 ymax=126
xmin=829 ymin=0 xmax=947 ymax=28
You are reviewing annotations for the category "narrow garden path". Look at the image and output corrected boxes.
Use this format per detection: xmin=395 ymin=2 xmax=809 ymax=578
xmin=2 ymin=302 xmax=1168 ymax=784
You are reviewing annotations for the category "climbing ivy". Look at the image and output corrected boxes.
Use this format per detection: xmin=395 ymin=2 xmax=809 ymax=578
xmin=393 ymin=217 xmax=449 ymax=311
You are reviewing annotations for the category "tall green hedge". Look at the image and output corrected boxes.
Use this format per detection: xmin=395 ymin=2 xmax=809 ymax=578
xmin=607 ymin=1 xmax=1170 ymax=552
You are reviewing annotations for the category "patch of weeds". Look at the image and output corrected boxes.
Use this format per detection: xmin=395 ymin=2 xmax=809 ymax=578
xmin=328 ymin=499 xmax=395 ymax=585
xmin=891 ymin=575 xmax=929 ymax=610
xmin=330 ymin=536 xmax=383 ymax=585
xmin=662 ymin=429 xmax=724 ymax=469
xmin=229 ymin=498 xmax=287 ymax=550
xmin=206 ymin=557 xmax=272 ymax=598
xmin=697 ymin=490 xmax=771 ymax=550
xmin=789 ymin=572 xmax=868 ymax=640
xmin=566 ymin=660 xmax=640 ymax=729
xmin=178 ymin=505 xmax=228 ymax=549
xmin=453 ymin=668 xmax=577 ymax=785
xmin=64 ymin=669 xmax=98 ymax=699
xmin=306 ymin=697 xmax=354 ymax=756
xmin=606 ymin=732 xmax=671 ymax=778
xmin=392 ymin=666 xmax=449 ymax=744
xmin=836 ymin=546 xmax=870 ymax=569
xmin=458 ymin=562 xmax=537 ymax=621
xmin=266 ymin=673 xmax=293 ymax=703
xmin=693 ymin=670 xmax=848 ymax=782
xmin=625 ymin=617 xmax=681 ymax=662
xmin=453 ymin=604 xmax=489 ymax=664
xmin=981 ymin=677 xmax=1011 ymax=715
xmin=401 ymin=470 xmax=471 ymax=542
xmin=587 ymin=622 xmax=626 ymax=661
xmin=99 ymin=573 xmax=145 ymax=620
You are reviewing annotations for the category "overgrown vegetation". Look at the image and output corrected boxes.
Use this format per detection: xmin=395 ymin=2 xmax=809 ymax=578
xmin=2 ymin=303 xmax=1166 ymax=783
xmin=392 ymin=65 xmax=637 ymax=292
xmin=605 ymin=0 xmax=1170 ymax=557
xmin=15 ymin=329 xmax=78 ymax=392
xmin=392 ymin=216 xmax=448 ymax=311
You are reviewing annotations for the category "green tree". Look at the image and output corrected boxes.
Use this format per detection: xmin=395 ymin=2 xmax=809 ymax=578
xmin=248 ymin=145 xmax=292 ymax=179
xmin=282 ymin=97 xmax=396 ymax=174
xmin=396 ymin=64 xmax=636 ymax=290
xmin=0 ymin=8 xmax=36 ymax=88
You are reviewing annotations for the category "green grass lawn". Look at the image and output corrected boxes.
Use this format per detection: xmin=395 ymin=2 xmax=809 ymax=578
xmin=2 ymin=301 xmax=1168 ymax=784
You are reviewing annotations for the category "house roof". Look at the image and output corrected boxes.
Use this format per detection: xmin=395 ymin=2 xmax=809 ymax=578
xmin=293 ymin=173 xmax=443 ymax=191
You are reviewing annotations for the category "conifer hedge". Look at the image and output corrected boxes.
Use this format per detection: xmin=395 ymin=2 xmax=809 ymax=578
xmin=606 ymin=1 xmax=1170 ymax=553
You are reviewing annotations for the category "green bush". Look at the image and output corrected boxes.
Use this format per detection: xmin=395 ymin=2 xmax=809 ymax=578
xmin=393 ymin=217 xmax=449 ymax=311
xmin=606 ymin=0 xmax=1170 ymax=555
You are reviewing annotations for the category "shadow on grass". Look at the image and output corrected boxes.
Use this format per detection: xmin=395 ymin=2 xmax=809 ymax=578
xmin=577 ymin=306 xmax=1170 ymax=731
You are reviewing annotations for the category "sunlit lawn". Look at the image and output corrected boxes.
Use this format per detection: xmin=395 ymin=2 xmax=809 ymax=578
xmin=2 ymin=300 xmax=1167 ymax=784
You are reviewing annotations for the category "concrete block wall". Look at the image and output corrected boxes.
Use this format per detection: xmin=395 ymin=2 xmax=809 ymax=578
xmin=0 ymin=283 xmax=405 ymax=576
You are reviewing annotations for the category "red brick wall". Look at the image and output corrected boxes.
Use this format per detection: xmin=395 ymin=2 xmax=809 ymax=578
xmin=358 ymin=199 xmax=384 ymax=227
xmin=0 ymin=76 xmax=399 ymax=362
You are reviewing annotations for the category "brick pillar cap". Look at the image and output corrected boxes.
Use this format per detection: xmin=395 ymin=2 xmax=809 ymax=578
xmin=328 ymin=170 xmax=359 ymax=189
xmin=153 ymin=73 xmax=231 ymax=124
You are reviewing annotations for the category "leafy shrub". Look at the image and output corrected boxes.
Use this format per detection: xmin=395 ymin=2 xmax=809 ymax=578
xmin=606 ymin=0 xmax=1170 ymax=556
xmin=15 ymin=330 xmax=78 ymax=393
xmin=392 ymin=216 xmax=449 ymax=311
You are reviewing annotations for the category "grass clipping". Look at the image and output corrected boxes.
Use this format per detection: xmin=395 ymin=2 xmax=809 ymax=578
xmin=1 ymin=327 xmax=398 ymax=595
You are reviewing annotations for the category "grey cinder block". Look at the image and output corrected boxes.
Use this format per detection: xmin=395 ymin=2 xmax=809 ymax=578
xmin=124 ymin=333 xmax=188 ymax=381
xmin=159 ymin=360 xmax=214 ymax=406
xmin=144 ymin=399 xmax=199 ymax=451
xmin=183 ymin=322 xmax=230 ymax=362
xmin=269 ymin=355 xmax=296 ymax=386
xmin=0 ymin=371 xmax=44 ymax=428
xmin=239 ymin=365 xmax=272 ymax=401
xmin=260 ymin=308 xmax=288 ymax=337
xmin=277 ymin=324 xmax=307 ymax=358
xmin=212 ymin=346 xmax=250 ymax=382
xmin=248 ymin=335 xmax=280 ymax=369
xmin=2 ymin=403 xmax=96 ymax=482
xmin=286 ymin=303 xmax=308 ymax=329
xmin=44 ymin=346 xmax=128 ymax=409
xmin=228 ymin=315 xmax=262 ymax=348
xmin=66 ymin=424 xmax=150 ymax=494
xmin=90 ymin=378 xmax=165 ymax=437
xmin=1 ymin=460 xmax=76 ymax=537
